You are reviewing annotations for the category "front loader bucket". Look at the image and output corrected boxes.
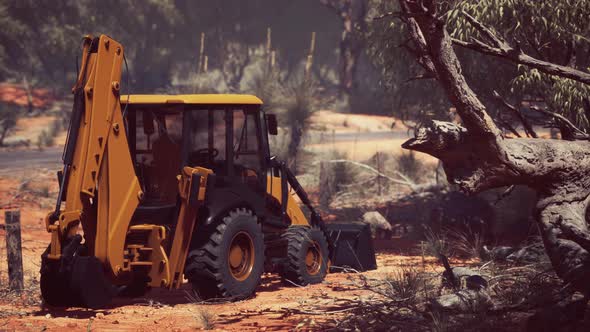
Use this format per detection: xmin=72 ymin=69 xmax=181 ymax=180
xmin=40 ymin=236 xmax=115 ymax=308
xmin=325 ymin=223 xmax=377 ymax=272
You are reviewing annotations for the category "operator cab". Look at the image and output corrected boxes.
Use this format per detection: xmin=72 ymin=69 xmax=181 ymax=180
xmin=121 ymin=95 xmax=274 ymax=210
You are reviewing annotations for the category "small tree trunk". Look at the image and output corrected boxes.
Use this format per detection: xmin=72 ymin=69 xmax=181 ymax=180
xmin=321 ymin=0 xmax=368 ymax=95
xmin=319 ymin=161 xmax=332 ymax=210
xmin=288 ymin=125 xmax=303 ymax=171
xmin=5 ymin=210 xmax=24 ymax=292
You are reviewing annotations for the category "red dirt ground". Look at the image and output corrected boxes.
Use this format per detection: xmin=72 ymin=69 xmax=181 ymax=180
xmin=0 ymin=170 xmax=454 ymax=331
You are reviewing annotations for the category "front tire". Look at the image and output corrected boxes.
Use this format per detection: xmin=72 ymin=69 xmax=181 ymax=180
xmin=279 ymin=226 xmax=329 ymax=286
xmin=185 ymin=208 xmax=264 ymax=300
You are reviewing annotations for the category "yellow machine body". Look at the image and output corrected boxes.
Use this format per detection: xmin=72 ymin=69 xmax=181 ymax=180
xmin=44 ymin=35 xmax=312 ymax=297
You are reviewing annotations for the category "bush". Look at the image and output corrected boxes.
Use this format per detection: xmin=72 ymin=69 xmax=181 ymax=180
xmin=318 ymin=150 xmax=357 ymax=209
xmin=0 ymin=104 xmax=19 ymax=146
xmin=448 ymin=228 xmax=485 ymax=260
xmin=395 ymin=150 xmax=427 ymax=183
xmin=422 ymin=226 xmax=453 ymax=258
xmin=37 ymin=130 xmax=54 ymax=149
xmin=49 ymin=118 xmax=61 ymax=137
xmin=384 ymin=266 xmax=423 ymax=300
xmin=195 ymin=309 xmax=215 ymax=330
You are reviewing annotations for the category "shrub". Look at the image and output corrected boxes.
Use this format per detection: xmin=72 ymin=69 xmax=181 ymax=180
xmin=195 ymin=309 xmax=215 ymax=330
xmin=37 ymin=130 xmax=54 ymax=148
xmin=0 ymin=104 xmax=19 ymax=146
xmin=395 ymin=150 xmax=426 ymax=183
xmin=448 ymin=228 xmax=485 ymax=260
xmin=283 ymin=75 xmax=318 ymax=170
xmin=318 ymin=150 xmax=357 ymax=209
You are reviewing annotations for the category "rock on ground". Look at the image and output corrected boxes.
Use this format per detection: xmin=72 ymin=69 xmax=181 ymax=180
xmin=362 ymin=211 xmax=391 ymax=233
xmin=507 ymin=242 xmax=549 ymax=264
xmin=430 ymin=289 xmax=493 ymax=313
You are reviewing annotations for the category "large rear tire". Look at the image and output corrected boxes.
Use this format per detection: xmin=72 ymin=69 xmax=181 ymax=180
xmin=185 ymin=208 xmax=264 ymax=300
xmin=279 ymin=226 xmax=329 ymax=286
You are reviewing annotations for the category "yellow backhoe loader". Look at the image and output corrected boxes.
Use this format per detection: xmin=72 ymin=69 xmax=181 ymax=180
xmin=41 ymin=34 xmax=376 ymax=308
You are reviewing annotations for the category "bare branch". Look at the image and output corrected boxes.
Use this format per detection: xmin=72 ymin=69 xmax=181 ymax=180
xmin=373 ymin=11 xmax=403 ymax=20
xmin=404 ymin=73 xmax=435 ymax=83
xmin=460 ymin=10 xmax=507 ymax=49
xmin=529 ymin=106 xmax=589 ymax=140
xmin=493 ymin=185 xmax=516 ymax=205
xmin=496 ymin=117 xmax=522 ymax=138
xmin=325 ymin=159 xmax=417 ymax=190
xmin=492 ymin=90 xmax=538 ymax=138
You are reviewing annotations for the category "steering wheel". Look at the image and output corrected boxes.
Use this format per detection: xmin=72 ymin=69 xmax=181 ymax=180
xmin=190 ymin=148 xmax=219 ymax=165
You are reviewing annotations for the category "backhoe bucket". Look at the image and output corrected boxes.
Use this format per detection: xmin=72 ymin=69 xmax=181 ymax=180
xmin=40 ymin=235 xmax=115 ymax=308
xmin=326 ymin=223 xmax=377 ymax=272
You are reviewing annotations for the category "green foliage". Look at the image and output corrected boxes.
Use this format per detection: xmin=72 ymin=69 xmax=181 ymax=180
xmin=366 ymin=0 xmax=451 ymax=124
xmin=0 ymin=1 xmax=341 ymax=96
xmin=283 ymin=74 xmax=319 ymax=167
xmin=447 ymin=0 xmax=590 ymax=130
xmin=37 ymin=129 xmax=54 ymax=148
xmin=368 ymin=0 xmax=590 ymax=130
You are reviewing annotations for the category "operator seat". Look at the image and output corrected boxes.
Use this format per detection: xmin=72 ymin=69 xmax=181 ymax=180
xmin=131 ymin=131 xmax=181 ymax=226
xmin=150 ymin=131 xmax=181 ymax=204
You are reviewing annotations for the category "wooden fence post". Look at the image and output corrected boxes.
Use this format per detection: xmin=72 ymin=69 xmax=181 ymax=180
xmin=5 ymin=210 xmax=24 ymax=292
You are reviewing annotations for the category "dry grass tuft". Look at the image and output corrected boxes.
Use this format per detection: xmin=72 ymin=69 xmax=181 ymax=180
xmin=195 ymin=309 xmax=215 ymax=330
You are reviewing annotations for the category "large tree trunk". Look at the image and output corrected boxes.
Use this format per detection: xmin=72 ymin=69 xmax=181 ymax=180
xmin=405 ymin=126 xmax=590 ymax=295
xmin=398 ymin=0 xmax=590 ymax=295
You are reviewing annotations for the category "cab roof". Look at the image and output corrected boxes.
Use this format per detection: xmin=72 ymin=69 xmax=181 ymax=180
xmin=120 ymin=94 xmax=263 ymax=105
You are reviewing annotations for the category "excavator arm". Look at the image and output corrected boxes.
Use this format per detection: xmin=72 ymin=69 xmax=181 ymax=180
xmin=42 ymin=35 xmax=212 ymax=308
xmin=45 ymin=35 xmax=142 ymax=276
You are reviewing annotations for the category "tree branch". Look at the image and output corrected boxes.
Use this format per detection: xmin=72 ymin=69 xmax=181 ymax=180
xmin=401 ymin=0 xmax=502 ymax=138
xmin=492 ymin=90 xmax=538 ymax=138
xmin=496 ymin=117 xmax=522 ymax=138
xmin=404 ymin=73 xmax=435 ymax=83
xmin=453 ymin=13 xmax=590 ymax=85
xmin=460 ymin=10 xmax=507 ymax=50
xmin=529 ymin=106 xmax=589 ymax=140
xmin=326 ymin=159 xmax=418 ymax=190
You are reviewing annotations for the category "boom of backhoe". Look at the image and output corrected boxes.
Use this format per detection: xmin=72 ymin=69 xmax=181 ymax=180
xmin=42 ymin=35 xmax=212 ymax=307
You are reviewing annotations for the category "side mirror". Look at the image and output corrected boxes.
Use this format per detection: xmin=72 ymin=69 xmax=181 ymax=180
xmin=266 ymin=113 xmax=278 ymax=135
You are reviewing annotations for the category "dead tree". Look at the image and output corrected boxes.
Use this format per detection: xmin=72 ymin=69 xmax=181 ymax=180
xmin=396 ymin=0 xmax=590 ymax=296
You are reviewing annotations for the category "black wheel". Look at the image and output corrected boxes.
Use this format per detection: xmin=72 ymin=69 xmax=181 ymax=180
xmin=184 ymin=208 xmax=265 ymax=300
xmin=279 ymin=226 xmax=329 ymax=286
